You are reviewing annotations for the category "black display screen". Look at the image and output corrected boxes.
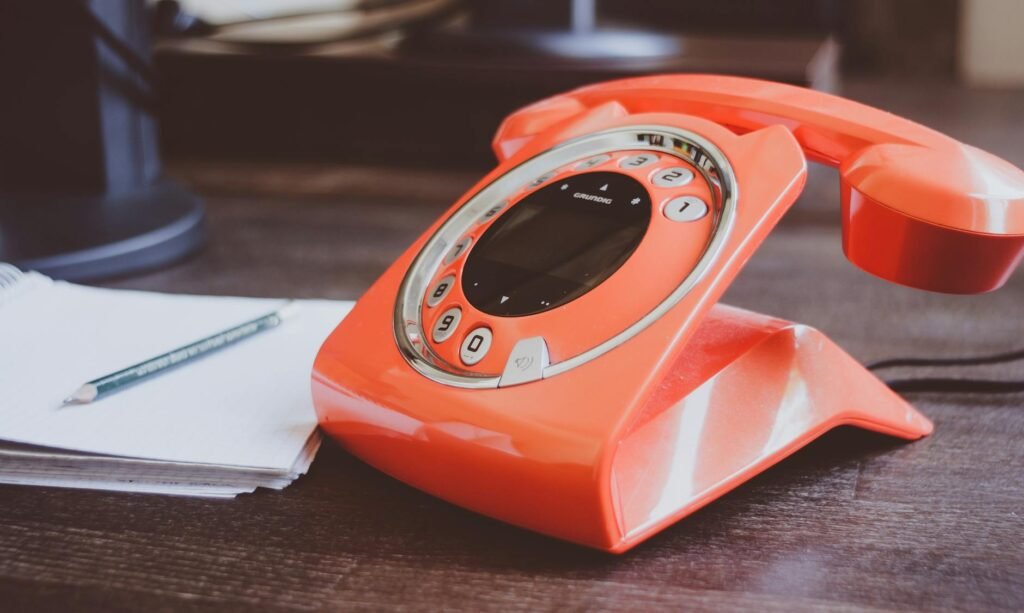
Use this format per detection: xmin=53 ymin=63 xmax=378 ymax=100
xmin=462 ymin=171 xmax=651 ymax=317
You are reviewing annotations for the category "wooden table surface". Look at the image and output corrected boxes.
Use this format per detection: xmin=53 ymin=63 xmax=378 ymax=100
xmin=2 ymin=80 xmax=1023 ymax=611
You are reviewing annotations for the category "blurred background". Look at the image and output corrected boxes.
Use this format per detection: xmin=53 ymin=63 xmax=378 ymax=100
xmin=1 ymin=0 xmax=1022 ymax=282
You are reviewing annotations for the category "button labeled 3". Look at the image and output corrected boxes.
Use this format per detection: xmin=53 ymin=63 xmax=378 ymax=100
xmin=459 ymin=327 xmax=493 ymax=366
xmin=619 ymin=153 xmax=658 ymax=169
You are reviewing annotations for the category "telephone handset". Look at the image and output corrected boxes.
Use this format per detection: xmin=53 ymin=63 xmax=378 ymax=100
xmin=313 ymin=76 xmax=1024 ymax=552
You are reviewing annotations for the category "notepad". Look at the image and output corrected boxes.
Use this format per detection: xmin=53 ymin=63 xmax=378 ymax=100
xmin=0 ymin=264 xmax=354 ymax=498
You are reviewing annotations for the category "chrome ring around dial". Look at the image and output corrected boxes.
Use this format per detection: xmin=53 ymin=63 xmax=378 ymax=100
xmin=393 ymin=124 xmax=739 ymax=389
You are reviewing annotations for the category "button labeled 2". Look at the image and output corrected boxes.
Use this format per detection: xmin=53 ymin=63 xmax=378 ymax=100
xmin=459 ymin=327 xmax=493 ymax=366
xmin=651 ymin=167 xmax=695 ymax=188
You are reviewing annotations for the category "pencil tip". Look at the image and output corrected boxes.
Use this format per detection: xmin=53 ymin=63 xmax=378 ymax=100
xmin=277 ymin=300 xmax=301 ymax=320
xmin=63 ymin=384 xmax=97 ymax=405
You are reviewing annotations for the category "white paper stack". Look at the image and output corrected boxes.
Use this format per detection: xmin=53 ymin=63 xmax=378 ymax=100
xmin=0 ymin=265 xmax=353 ymax=498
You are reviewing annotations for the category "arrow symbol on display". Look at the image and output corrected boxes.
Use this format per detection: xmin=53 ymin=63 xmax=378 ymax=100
xmin=500 ymin=296 xmax=509 ymax=304
xmin=599 ymin=184 xmax=608 ymax=191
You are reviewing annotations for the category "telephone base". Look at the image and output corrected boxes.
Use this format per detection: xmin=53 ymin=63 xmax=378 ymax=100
xmin=609 ymin=303 xmax=932 ymax=551
xmin=313 ymin=303 xmax=933 ymax=553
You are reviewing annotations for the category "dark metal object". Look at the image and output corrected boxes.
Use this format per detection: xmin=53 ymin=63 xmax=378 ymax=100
xmin=0 ymin=0 xmax=204 ymax=281
xmin=0 ymin=182 xmax=204 ymax=282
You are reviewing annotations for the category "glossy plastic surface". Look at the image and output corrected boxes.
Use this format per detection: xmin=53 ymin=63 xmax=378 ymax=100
xmin=495 ymin=75 xmax=1024 ymax=293
xmin=315 ymin=303 xmax=931 ymax=552
xmin=312 ymin=75 xmax=1018 ymax=552
xmin=421 ymin=145 xmax=717 ymax=375
xmin=315 ymin=103 xmax=815 ymax=550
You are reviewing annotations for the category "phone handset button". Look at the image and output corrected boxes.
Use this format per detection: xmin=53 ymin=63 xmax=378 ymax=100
xmin=651 ymin=167 xmax=695 ymax=188
xmin=431 ymin=307 xmax=462 ymax=343
xmin=427 ymin=275 xmax=455 ymax=308
xmin=663 ymin=196 xmax=709 ymax=223
xmin=498 ymin=337 xmax=550 ymax=387
xmin=459 ymin=327 xmax=493 ymax=366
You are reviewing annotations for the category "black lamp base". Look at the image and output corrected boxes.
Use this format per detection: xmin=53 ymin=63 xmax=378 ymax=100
xmin=0 ymin=180 xmax=205 ymax=281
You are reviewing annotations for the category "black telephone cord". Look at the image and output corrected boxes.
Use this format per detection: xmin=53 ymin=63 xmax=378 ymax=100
xmin=867 ymin=347 xmax=1024 ymax=395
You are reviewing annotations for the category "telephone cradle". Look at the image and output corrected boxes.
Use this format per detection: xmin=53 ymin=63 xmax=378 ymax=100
xmin=312 ymin=75 xmax=1024 ymax=552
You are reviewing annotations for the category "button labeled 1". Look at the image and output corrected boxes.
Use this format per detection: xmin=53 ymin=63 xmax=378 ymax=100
xmin=460 ymin=327 xmax=493 ymax=366
xmin=431 ymin=307 xmax=461 ymax=343
xmin=651 ymin=167 xmax=694 ymax=188
xmin=427 ymin=275 xmax=455 ymax=307
xmin=663 ymin=196 xmax=709 ymax=222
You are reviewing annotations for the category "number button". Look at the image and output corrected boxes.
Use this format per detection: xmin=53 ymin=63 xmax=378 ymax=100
xmin=478 ymin=202 xmax=505 ymax=224
xmin=528 ymin=172 xmax=556 ymax=187
xmin=431 ymin=307 xmax=462 ymax=343
xmin=575 ymin=154 xmax=611 ymax=170
xmin=663 ymin=196 xmax=709 ymax=222
xmin=427 ymin=275 xmax=455 ymax=307
xmin=459 ymin=327 xmax=493 ymax=366
xmin=651 ymin=167 xmax=695 ymax=188
xmin=444 ymin=237 xmax=472 ymax=264
xmin=619 ymin=154 xmax=658 ymax=169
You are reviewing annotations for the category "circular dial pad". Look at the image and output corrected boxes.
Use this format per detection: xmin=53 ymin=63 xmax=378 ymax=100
xmin=415 ymin=147 xmax=720 ymax=376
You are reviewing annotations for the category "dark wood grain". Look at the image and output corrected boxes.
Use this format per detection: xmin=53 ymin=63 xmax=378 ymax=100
xmin=2 ymin=80 xmax=1022 ymax=612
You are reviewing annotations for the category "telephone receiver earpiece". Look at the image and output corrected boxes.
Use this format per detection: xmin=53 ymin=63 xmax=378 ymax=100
xmin=493 ymin=75 xmax=1024 ymax=294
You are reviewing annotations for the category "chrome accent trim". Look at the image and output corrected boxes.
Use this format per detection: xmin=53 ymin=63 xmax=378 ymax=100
xmin=393 ymin=124 xmax=738 ymax=389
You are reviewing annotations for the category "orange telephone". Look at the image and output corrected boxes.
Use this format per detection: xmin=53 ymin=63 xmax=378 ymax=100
xmin=312 ymin=75 xmax=1024 ymax=552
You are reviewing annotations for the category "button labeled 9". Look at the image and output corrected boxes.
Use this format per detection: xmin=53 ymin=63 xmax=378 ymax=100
xmin=431 ymin=307 xmax=462 ymax=343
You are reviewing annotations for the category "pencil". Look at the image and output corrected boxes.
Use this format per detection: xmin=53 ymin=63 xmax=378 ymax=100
xmin=63 ymin=301 xmax=299 ymax=405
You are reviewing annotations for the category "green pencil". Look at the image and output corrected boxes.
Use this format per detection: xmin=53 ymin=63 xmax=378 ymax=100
xmin=63 ymin=301 xmax=299 ymax=405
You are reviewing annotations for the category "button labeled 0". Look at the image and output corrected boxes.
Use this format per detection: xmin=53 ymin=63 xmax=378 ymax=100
xmin=459 ymin=327 xmax=493 ymax=366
